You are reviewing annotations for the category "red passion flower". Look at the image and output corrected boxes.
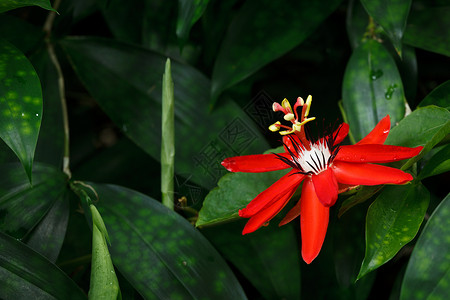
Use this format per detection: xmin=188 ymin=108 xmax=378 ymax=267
xmin=221 ymin=96 xmax=423 ymax=264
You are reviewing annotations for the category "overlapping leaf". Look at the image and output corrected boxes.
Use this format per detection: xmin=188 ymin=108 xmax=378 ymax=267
xmin=342 ymin=39 xmax=405 ymax=142
xmin=0 ymin=231 xmax=86 ymax=299
xmin=61 ymin=37 xmax=268 ymax=189
xmin=84 ymin=183 xmax=247 ymax=299
xmin=358 ymin=183 xmax=429 ymax=279
xmin=418 ymin=144 xmax=450 ymax=180
xmin=418 ymin=80 xmax=450 ymax=109
xmin=360 ymin=0 xmax=411 ymax=55
xmin=176 ymin=0 xmax=210 ymax=46
xmin=0 ymin=39 xmax=43 ymax=182
xmin=0 ymin=0 xmax=55 ymax=13
xmin=0 ymin=163 xmax=67 ymax=240
xmin=400 ymin=193 xmax=450 ymax=300
xmin=211 ymin=0 xmax=342 ymax=105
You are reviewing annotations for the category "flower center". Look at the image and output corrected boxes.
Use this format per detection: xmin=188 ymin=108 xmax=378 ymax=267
xmin=292 ymin=139 xmax=331 ymax=175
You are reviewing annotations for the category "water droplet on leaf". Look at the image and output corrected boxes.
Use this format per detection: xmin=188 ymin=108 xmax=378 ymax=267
xmin=385 ymin=84 xmax=398 ymax=100
xmin=370 ymin=69 xmax=383 ymax=81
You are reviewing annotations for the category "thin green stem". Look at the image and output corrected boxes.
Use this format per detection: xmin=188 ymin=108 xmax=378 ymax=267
xmin=43 ymin=0 xmax=71 ymax=178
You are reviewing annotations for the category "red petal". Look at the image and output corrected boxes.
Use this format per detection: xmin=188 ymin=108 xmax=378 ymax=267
xmin=239 ymin=170 xmax=304 ymax=218
xmin=279 ymin=197 xmax=301 ymax=226
xmin=335 ymin=144 xmax=423 ymax=163
xmin=357 ymin=115 xmax=390 ymax=145
xmin=300 ymin=178 xmax=329 ymax=264
xmin=332 ymin=161 xmax=413 ymax=186
xmin=311 ymin=168 xmax=338 ymax=207
xmin=333 ymin=123 xmax=349 ymax=145
xmin=283 ymin=134 xmax=303 ymax=154
xmin=222 ymin=153 xmax=290 ymax=172
xmin=242 ymin=187 xmax=296 ymax=235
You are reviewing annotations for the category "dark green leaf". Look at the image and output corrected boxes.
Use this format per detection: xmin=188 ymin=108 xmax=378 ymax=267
xmin=404 ymin=6 xmax=450 ymax=57
xmin=346 ymin=0 xmax=369 ymax=50
xmin=0 ymin=231 xmax=86 ymax=299
xmin=357 ymin=183 xmax=430 ymax=279
xmin=385 ymin=106 xmax=450 ymax=170
xmin=85 ymin=183 xmax=247 ymax=299
xmin=0 ymin=39 xmax=43 ymax=182
xmin=0 ymin=15 xmax=43 ymax=54
xmin=418 ymin=80 xmax=450 ymax=109
xmin=360 ymin=0 xmax=412 ymax=55
xmin=202 ymin=220 xmax=301 ymax=300
xmin=400 ymin=193 xmax=450 ymax=300
xmin=60 ymin=37 xmax=268 ymax=189
xmin=342 ymin=39 xmax=405 ymax=142
xmin=26 ymin=192 xmax=69 ymax=263
xmin=176 ymin=0 xmax=209 ymax=45
xmin=0 ymin=0 xmax=56 ymax=13
xmin=211 ymin=0 xmax=342 ymax=105
xmin=0 ymin=163 xmax=67 ymax=239
xmin=197 ymin=168 xmax=289 ymax=227
xmin=338 ymin=186 xmax=382 ymax=217
xmin=418 ymin=143 xmax=450 ymax=180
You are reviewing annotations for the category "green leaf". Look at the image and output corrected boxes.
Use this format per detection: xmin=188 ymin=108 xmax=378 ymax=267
xmin=346 ymin=0 xmax=369 ymax=50
xmin=210 ymin=0 xmax=342 ymax=105
xmin=89 ymin=204 xmax=120 ymax=300
xmin=0 ymin=39 xmax=43 ymax=182
xmin=418 ymin=80 xmax=450 ymax=109
xmin=0 ymin=163 xmax=68 ymax=239
xmin=84 ymin=183 xmax=247 ymax=299
xmin=360 ymin=0 xmax=411 ymax=55
xmin=342 ymin=39 xmax=405 ymax=142
xmin=385 ymin=106 xmax=450 ymax=170
xmin=0 ymin=231 xmax=86 ymax=299
xmin=338 ymin=185 xmax=382 ymax=218
xmin=404 ymin=6 xmax=450 ymax=57
xmin=0 ymin=0 xmax=56 ymax=13
xmin=176 ymin=0 xmax=209 ymax=46
xmin=357 ymin=183 xmax=430 ymax=280
xmin=0 ymin=15 xmax=44 ymax=54
xmin=161 ymin=59 xmax=175 ymax=210
xmin=400 ymin=193 xmax=450 ymax=300
xmin=197 ymin=168 xmax=289 ymax=227
xmin=60 ymin=37 xmax=268 ymax=189
xmin=418 ymin=143 xmax=450 ymax=180
xmin=202 ymin=220 xmax=301 ymax=300
xmin=26 ymin=192 xmax=69 ymax=263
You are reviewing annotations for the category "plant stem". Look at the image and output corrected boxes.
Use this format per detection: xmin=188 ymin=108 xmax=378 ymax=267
xmin=43 ymin=0 xmax=71 ymax=178
xmin=161 ymin=59 xmax=175 ymax=210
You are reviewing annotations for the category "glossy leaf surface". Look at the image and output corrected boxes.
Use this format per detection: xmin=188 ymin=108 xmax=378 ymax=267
xmin=87 ymin=183 xmax=247 ymax=299
xmin=202 ymin=220 xmax=301 ymax=300
xmin=418 ymin=80 xmax=450 ymax=109
xmin=0 ymin=0 xmax=55 ymax=13
xmin=400 ymin=193 xmax=450 ymax=300
xmin=211 ymin=0 xmax=342 ymax=104
xmin=418 ymin=144 xmax=450 ymax=180
xmin=0 ymin=231 xmax=86 ymax=299
xmin=176 ymin=0 xmax=209 ymax=45
xmin=342 ymin=39 xmax=405 ymax=142
xmin=0 ymin=39 xmax=43 ymax=182
xmin=358 ymin=183 xmax=429 ymax=279
xmin=360 ymin=0 xmax=411 ymax=55
xmin=61 ymin=37 xmax=268 ymax=189
xmin=404 ymin=6 xmax=450 ymax=57
xmin=0 ymin=163 xmax=67 ymax=239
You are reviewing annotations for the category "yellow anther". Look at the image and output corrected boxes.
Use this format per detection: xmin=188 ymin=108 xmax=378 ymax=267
xmin=281 ymin=98 xmax=293 ymax=112
xmin=279 ymin=129 xmax=295 ymax=135
xmin=284 ymin=113 xmax=295 ymax=121
xmin=304 ymin=95 xmax=312 ymax=118
xmin=298 ymin=116 xmax=316 ymax=126
xmin=269 ymin=121 xmax=281 ymax=132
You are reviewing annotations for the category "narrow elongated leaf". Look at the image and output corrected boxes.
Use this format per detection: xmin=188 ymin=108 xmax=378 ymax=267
xmin=418 ymin=80 xmax=450 ymax=109
xmin=211 ymin=0 xmax=342 ymax=105
xmin=202 ymin=220 xmax=301 ymax=300
xmin=0 ymin=0 xmax=55 ymax=13
xmin=176 ymin=0 xmax=209 ymax=45
xmin=26 ymin=192 xmax=69 ymax=263
xmin=0 ymin=231 xmax=86 ymax=299
xmin=404 ymin=6 xmax=450 ymax=57
xmin=0 ymin=39 xmax=43 ymax=182
xmin=418 ymin=144 xmax=450 ymax=180
xmin=60 ymin=37 xmax=268 ymax=189
xmin=360 ymin=0 xmax=411 ymax=55
xmin=197 ymin=168 xmax=289 ymax=227
xmin=342 ymin=39 xmax=405 ymax=142
xmin=385 ymin=106 xmax=450 ymax=169
xmin=346 ymin=0 xmax=369 ymax=50
xmin=84 ymin=183 xmax=247 ymax=299
xmin=0 ymin=163 xmax=67 ymax=239
xmin=357 ymin=183 xmax=430 ymax=279
xmin=400 ymin=193 xmax=450 ymax=300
